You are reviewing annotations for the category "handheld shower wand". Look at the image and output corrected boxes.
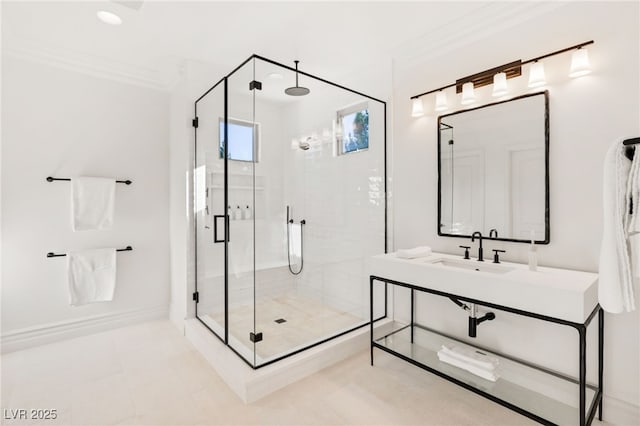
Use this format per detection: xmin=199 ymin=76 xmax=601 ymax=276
xmin=286 ymin=205 xmax=305 ymax=275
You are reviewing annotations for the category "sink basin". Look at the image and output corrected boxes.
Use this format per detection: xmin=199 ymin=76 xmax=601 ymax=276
xmin=368 ymin=252 xmax=599 ymax=323
xmin=426 ymin=258 xmax=514 ymax=274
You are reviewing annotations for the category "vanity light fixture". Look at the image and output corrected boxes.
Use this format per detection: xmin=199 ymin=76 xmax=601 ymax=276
xmin=461 ymin=82 xmax=475 ymax=105
xmin=434 ymin=91 xmax=448 ymax=112
xmin=569 ymin=47 xmax=591 ymax=78
xmin=411 ymin=98 xmax=425 ymax=117
xmin=409 ymin=40 xmax=593 ymax=117
xmin=97 ymin=10 xmax=122 ymax=25
xmin=491 ymin=72 xmax=508 ymax=97
xmin=528 ymin=61 xmax=546 ymax=88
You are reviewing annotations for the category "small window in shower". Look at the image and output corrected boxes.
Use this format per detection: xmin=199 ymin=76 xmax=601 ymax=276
xmin=337 ymin=103 xmax=369 ymax=155
xmin=219 ymin=118 xmax=260 ymax=162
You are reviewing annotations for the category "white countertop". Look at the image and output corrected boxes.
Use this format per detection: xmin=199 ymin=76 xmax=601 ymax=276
xmin=368 ymin=252 xmax=599 ymax=323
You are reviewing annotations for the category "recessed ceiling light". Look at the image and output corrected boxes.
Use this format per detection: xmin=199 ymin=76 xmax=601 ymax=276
xmin=97 ymin=10 xmax=122 ymax=26
xmin=268 ymin=73 xmax=283 ymax=79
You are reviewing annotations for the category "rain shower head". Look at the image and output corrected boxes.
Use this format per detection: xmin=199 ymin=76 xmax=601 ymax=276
xmin=285 ymin=60 xmax=310 ymax=96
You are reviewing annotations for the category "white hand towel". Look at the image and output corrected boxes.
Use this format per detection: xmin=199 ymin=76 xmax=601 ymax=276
xmin=437 ymin=351 xmax=499 ymax=382
xmin=397 ymin=246 xmax=432 ymax=259
xmin=599 ymin=140 xmax=635 ymax=313
xmin=440 ymin=344 xmax=499 ymax=371
xmin=68 ymin=249 xmax=117 ymax=306
xmin=72 ymin=177 xmax=116 ymax=231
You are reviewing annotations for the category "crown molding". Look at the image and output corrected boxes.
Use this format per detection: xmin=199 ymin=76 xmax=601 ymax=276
xmin=3 ymin=35 xmax=178 ymax=92
xmin=392 ymin=2 xmax=567 ymax=74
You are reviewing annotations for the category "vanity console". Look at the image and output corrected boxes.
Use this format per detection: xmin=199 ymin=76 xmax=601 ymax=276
xmin=369 ymin=252 xmax=602 ymax=426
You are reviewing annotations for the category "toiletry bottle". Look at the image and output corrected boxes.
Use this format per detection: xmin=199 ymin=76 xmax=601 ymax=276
xmin=227 ymin=205 xmax=232 ymax=220
xmin=244 ymin=205 xmax=252 ymax=220
xmin=236 ymin=205 xmax=242 ymax=221
xmin=528 ymin=231 xmax=538 ymax=271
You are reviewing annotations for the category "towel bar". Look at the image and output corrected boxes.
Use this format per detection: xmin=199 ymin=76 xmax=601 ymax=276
xmin=46 ymin=177 xmax=132 ymax=185
xmin=46 ymin=246 xmax=133 ymax=258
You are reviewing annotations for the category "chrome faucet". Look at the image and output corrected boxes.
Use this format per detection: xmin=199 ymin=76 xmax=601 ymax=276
xmin=471 ymin=231 xmax=484 ymax=262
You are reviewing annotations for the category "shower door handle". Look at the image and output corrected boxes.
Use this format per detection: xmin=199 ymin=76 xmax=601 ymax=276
xmin=213 ymin=215 xmax=228 ymax=243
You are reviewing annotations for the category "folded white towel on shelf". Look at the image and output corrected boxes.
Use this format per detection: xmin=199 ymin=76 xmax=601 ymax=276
xmin=72 ymin=177 xmax=116 ymax=231
xmin=439 ymin=344 xmax=499 ymax=371
xmin=599 ymin=140 xmax=635 ymax=313
xmin=67 ymin=248 xmax=117 ymax=306
xmin=437 ymin=351 xmax=499 ymax=382
xmin=396 ymin=246 xmax=432 ymax=259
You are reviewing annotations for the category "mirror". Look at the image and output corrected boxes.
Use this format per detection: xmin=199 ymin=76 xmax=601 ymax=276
xmin=437 ymin=91 xmax=549 ymax=244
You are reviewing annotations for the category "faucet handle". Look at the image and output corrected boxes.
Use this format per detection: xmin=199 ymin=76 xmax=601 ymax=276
xmin=459 ymin=245 xmax=471 ymax=260
xmin=492 ymin=249 xmax=506 ymax=264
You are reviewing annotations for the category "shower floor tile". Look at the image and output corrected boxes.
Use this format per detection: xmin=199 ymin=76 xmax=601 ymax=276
xmin=206 ymin=293 xmax=364 ymax=362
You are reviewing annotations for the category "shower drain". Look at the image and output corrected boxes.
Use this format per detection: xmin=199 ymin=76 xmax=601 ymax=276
xmin=274 ymin=318 xmax=287 ymax=324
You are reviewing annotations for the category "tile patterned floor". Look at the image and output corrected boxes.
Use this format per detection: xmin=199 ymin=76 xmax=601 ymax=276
xmin=1 ymin=320 xmax=610 ymax=425
xmin=207 ymin=293 xmax=363 ymax=361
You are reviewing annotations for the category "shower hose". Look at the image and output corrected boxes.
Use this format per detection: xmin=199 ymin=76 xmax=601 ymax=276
xmin=287 ymin=219 xmax=305 ymax=275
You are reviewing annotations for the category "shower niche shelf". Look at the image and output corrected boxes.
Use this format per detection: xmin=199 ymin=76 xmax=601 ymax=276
xmin=208 ymin=171 xmax=266 ymax=191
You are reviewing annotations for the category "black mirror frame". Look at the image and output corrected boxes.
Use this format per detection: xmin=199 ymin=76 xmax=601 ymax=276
xmin=436 ymin=90 xmax=550 ymax=245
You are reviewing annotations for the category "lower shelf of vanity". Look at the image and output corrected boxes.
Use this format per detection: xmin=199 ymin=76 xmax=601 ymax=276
xmin=374 ymin=322 xmax=597 ymax=426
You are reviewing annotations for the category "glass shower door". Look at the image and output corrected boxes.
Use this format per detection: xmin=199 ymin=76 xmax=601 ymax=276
xmin=194 ymin=79 xmax=227 ymax=340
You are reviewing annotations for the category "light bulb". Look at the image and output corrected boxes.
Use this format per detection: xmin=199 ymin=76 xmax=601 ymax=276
xmin=528 ymin=61 xmax=546 ymax=88
xmin=461 ymin=82 xmax=475 ymax=105
xmin=492 ymin=72 xmax=508 ymax=97
xmin=570 ymin=48 xmax=591 ymax=78
xmin=411 ymin=98 xmax=424 ymax=117
xmin=97 ymin=10 xmax=122 ymax=25
xmin=435 ymin=91 xmax=448 ymax=112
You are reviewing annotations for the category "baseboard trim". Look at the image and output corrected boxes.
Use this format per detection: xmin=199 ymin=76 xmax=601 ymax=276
xmin=1 ymin=305 xmax=169 ymax=353
xmin=603 ymin=395 xmax=640 ymax=425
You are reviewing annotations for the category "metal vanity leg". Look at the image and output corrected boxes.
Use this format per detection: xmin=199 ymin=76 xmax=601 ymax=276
xmin=598 ymin=309 xmax=604 ymax=421
xmin=578 ymin=325 xmax=587 ymax=426
xmin=370 ymin=276 xmax=374 ymax=366
xmin=410 ymin=289 xmax=415 ymax=343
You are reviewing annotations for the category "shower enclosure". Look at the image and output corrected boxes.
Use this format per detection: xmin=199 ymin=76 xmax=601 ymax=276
xmin=193 ymin=55 xmax=387 ymax=368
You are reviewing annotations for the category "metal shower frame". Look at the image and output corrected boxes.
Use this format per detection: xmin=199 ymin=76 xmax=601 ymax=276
xmin=192 ymin=54 xmax=389 ymax=369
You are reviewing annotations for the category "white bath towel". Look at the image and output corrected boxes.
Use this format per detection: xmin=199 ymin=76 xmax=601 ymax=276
xmin=396 ymin=246 xmax=432 ymax=259
xmin=627 ymin=148 xmax=640 ymax=279
xmin=67 ymin=248 xmax=117 ymax=306
xmin=437 ymin=351 xmax=499 ymax=382
xmin=440 ymin=344 xmax=499 ymax=371
xmin=72 ymin=177 xmax=116 ymax=231
xmin=625 ymin=146 xmax=640 ymax=233
xmin=599 ymin=141 xmax=635 ymax=313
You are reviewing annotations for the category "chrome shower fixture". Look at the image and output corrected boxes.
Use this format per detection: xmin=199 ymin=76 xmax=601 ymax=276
xmin=285 ymin=60 xmax=310 ymax=96
xmin=299 ymin=137 xmax=311 ymax=150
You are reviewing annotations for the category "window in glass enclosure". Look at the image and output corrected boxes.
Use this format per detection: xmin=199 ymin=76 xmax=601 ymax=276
xmin=337 ymin=103 xmax=369 ymax=155
xmin=219 ymin=118 xmax=259 ymax=162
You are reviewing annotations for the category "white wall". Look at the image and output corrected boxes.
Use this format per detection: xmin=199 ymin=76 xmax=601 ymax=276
xmin=392 ymin=2 xmax=639 ymax=423
xmin=1 ymin=55 xmax=171 ymax=348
